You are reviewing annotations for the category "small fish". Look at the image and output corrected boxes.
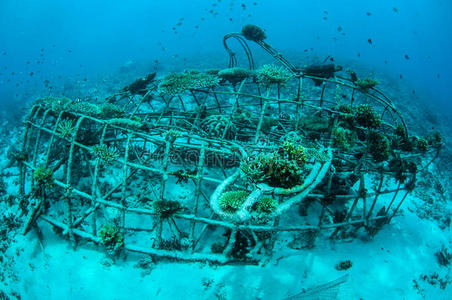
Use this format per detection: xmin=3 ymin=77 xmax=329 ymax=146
xmin=437 ymin=74 xmax=440 ymax=78
xmin=368 ymin=38 xmax=373 ymax=45
xmin=241 ymin=3 xmax=246 ymax=10
xmin=30 ymin=72 xmax=34 ymax=76
xmin=366 ymin=12 xmax=372 ymax=16
xmin=393 ymin=7 xmax=399 ymax=13
xmin=26 ymin=61 xmax=30 ymax=64
xmin=323 ymin=10 xmax=328 ymax=14
xmin=3 ymin=51 xmax=7 ymax=55
xmin=357 ymin=53 xmax=361 ymax=57
xmin=384 ymin=60 xmax=388 ymax=64
xmin=323 ymin=16 xmax=328 ymax=21
xmin=337 ymin=26 xmax=343 ymax=32
xmin=68 ymin=49 xmax=72 ymax=53
xmin=404 ymin=54 xmax=410 ymax=60
xmin=412 ymin=89 xmax=416 ymax=94
xmin=399 ymin=74 xmax=403 ymax=79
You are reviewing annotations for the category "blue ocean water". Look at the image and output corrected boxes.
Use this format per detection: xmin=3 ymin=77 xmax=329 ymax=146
xmin=0 ymin=0 xmax=451 ymax=113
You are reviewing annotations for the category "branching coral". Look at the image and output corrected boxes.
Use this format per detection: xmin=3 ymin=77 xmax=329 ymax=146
xmin=92 ymin=144 xmax=119 ymax=164
xmin=241 ymin=24 xmax=266 ymax=42
xmin=158 ymin=71 xmax=220 ymax=95
xmin=241 ymin=141 xmax=307 ymax=188
xmin=253 ymin=197 xmax=277 ymax=214
xmin=333 ymin=126 xmax=355 ymax=150
xmin=355 ymin=78 xmax=379 ymax=91
xmin=354 ymin=104 xmax=382 ymax=129
xmin=218 ymin=191 xmax=249 ymax=213
xmin=256 ymin=64 xmax=292 ymax=86
xmin=99 ymin=224 xmax=124 ymax=251
xmin=33 ymin=166 xmax=54 ymax=187
xmin=368 ymin=132 xmax=390 ymax=162
xmin=57 ymin=119 xmax=75 ymax=139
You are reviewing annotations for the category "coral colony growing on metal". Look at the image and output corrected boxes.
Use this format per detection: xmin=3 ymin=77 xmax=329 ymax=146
xmin=17 ymin=25 xmax=441 ymax=264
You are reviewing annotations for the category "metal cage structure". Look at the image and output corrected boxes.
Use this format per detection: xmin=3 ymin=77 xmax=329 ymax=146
xmin=17 ymin=28 xmax=440 ymax=264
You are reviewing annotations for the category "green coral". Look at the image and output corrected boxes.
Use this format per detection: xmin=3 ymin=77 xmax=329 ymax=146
xmin=354 ymin=104 xmax=382 ymax=129
xmin=333 ymin=126 xmax=355 ymax=150
xmin=388 ymin=154 xmax=417 ymax=183
xmin=92 ymin=144 xmax=119 ymax=164
xmin=368 ymin=132 xmax=390 ymax=163
xmin=253 ymin=197 xmax=277 ymax=214
xmin=241 ymin=24 xmax=267 ymax=42
xmin=256 ymin=64 xmax=292 ymax=86
xmin=337 ymin=104 xmax=355 ymax=125
xmin=417 ymin=138 xmax=429 ymax=153
xmin=283 ymin=141 xmax=307 ymax=166
xmin=218 ymin=191 xmax=249 ymax=213
xmin=152 ymin=200 xmax=183 ymax=219
xmin=99 ymin=224 xmax=124 ymax=251
xmin=70 ymin=101 xmax=101 ymax=116
xmin=33 ymin=166 xmax=54 ymax=187
xmin=241 ymin=142 xmax=307 ymax=188
xmin=158 ymin=71 xmax=220 ymax=95
xmin=57 ymin=118 xmax=75 ymax=139
xmin=35 ymin=97 xmax=72 ymax=111
xmin=355 ymin=78 xmax=379 ymax=91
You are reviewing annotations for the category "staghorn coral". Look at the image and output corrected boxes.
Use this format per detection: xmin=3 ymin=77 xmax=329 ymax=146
xmin=218 ymin=191 xmax=249 ymax=213
xmin=99 ymin=224 xmax=124 ymax=251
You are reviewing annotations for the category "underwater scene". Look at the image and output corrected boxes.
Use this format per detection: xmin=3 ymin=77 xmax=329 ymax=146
xmin=0 ymin=0 xmax=451 ymax=299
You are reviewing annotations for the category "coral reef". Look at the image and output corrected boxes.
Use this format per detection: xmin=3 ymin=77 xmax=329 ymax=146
xmin=91 ymin=144 xmax=119 ymax=165
xmin=158 ymin=71 xmax=220 ymax=95
xmin=241 ymin=24 xmax=266 ymax=42
xmin=99 ymin=224 xmax=124 ymax=251
xmin=355 ymin=78 xmax=379 ymax=91
xmin=354 ymin=104 xmax=382 ymax=129
xmin=218 ymin=191 xmax=249 ymax=213
xmin=256 ymin=64 xmax=292 ymax=86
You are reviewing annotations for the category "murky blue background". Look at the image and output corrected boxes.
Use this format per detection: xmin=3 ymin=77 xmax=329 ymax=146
xmin=1 ymin=0 xmax=451 ymax=114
